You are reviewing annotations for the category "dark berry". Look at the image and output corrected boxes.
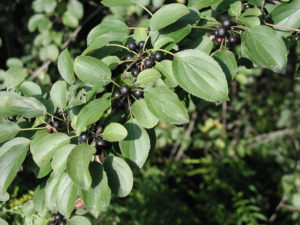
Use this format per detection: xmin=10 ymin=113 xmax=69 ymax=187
xmin=211 ymin=29 xmax=219 ymax=36
xmin=154 ymin=52 xmax=163 ymax=62
xmin=113 ymin=91 xmax=121 ymax=99
xmin=52 ymin=120 xmax=61 ymax=129
xmin=133 ymin=90 xmax=144 ymax=99
xmin=116 ymin=101 xmax=125 ymax=109
xmin=47 ymin=117 xmax=53 ymax=125
xmin=48 ymin=221 xmax=56 ymax=225
xmin=144 ymin=58 xmax=155 ymax=68
xmin=228 ymin=35 xmax=238 ymax=44
xmin=125 ymin=54 xmax=133 ymax=60
xmin=131 ymin=68 xmax=140 ymax=77
xmin=55 ymin=108 xmax=62 ymax=116
xmin=79 ymin=132 xmax=89 ymax=143
xmin=120 ymin=85 xmax=130 ymax=95
xmin=53 ymin=213 xmax=62 ymax=221
xmin=244 ymin=4 xmax=252 ymax=9
xmin=49 ymin=211 xmax=56 ymax=216
xmin=216 ymin=37 xmax=223 ymax=44
xmin=96 ymin=137 xmax=111 ymax=150
xmin=221 ymin=18 xmax=231 ymax=28
xmin=236 ymin=28 xmax=244 ymax=34
xmin=217 ymin=27 xmax=227 ymax=37
xmin=138 ymin=41 xmax=145 ymax=50
xmin=8 ymin=116 xmax=16 ymax=122
xmin=19 ymin=116 xmax=25 ymax=119
xmin=127 ymin=41 xmax=137 ymax=51
xmin=57 ymin=221 xmax=66 ymax=225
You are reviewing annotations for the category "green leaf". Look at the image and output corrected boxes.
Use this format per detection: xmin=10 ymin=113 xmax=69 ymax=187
xmin=22 ymin=200 xmax=34 ymax=217
xmin=67 ymin=0 xmax=84 ymax=20
xmin=82 ymin=37 xmax=109 ymax=56
xmin=172 ymin=49 xmax=229 ymax=102
xmin=102 ymin=56 xmax=120 ymax=70
xmin=62 ymin=11 xmax=79 ymax=28
xmin=39 ymin=45 xmax=59 ymax=61
xmin=104 ymin=156 xmax=133 ymax=197
xmin=58 ymin=48 xmax=75 ymax=84
xmin=81 ymin=162 xmax=111 ymax=218
xmin=87 ymin=19 xmax=129 ymax=45
xmin=0 ymin=120 xmax=21 ymax=144
xmin=4 ymin=67 xmax=28 ymax=89
xmin=239 ymin=16 xmax=260 ymax=27
xmin=19 ymin=81 xmax=42 ymax=98
xmin=134 ymin=68 xmax=161 ymax=87
xmin=6 ymin=58 xmax=23 ymax=68
xmin=50 ymin=80 xmax=67 ymax=109
xmin=155 ymin=60 xmax=178 ymax=88
xmin=188 ymin=0 xmax=222 ymax=9
xmin=0 ymin=137 xmax=30 ymax=201
xmin=33 ymin=182 xmax=47 ymax=216
xmin=119 ymin=119 xmax=151 ymax=168
xmin=270 ymin=0 xmax=300 ymax=36
xmin=0 ymin=92 xmax=46 ymax=118
xmin=150 ymin=3 xmax=189 ymax=31
xmin=51 ymin=144 xmax=76 ymax=173
xmin=45 ymin=172 xmax=63 ymax=210
xmin=131 ymin=99 xmax=159 ymax=129
xmin=212 ymin=50 xmax=237 ymax=81
xmin=248 ymin=0 xmax=264 ymax=7
xmin=242 ymin=8 xmax=262 ymax=17
xmin=101 ymin=0 xmax=134 ymax=7
xmin=241 ymin=25 xmax=287 ymax=73
xmin=0 ymin=219 xmax=8 ymax=225
xmin=67 ymin=144 xmax=96 ymax=190
xmin=28 ymin=14 xmax=45 ymax=32
xmin=102 ymin=122 xmax=127 ymax=142
xmin=228 ymin=1 xmax=242 ymax=17
xmin=67 ymin=216 xmax=92 ymax=225
xmin=30 ymin=132 xmax=70 ymax=167
xmin=144 ymin=86 xmax=189 ymax=124
xmin=74 ymin=56 xmax=111 ymax=87
xmin=76 ymin=94 xmax=111 ymax=135
xmin=56 ymin=173 xmax=78 ymax=218
xmin=43 ymin=0 xmax=57 ymax=13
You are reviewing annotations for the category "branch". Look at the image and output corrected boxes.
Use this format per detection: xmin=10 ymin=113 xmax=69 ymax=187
xmin=264 ymin=22 xmax=300 ymax=33
xmin=269 ymin=194 xmax=288 ymax=223
xmin=31 ymin=6 xmax=103 ymax=78
xmin=174 ymin=111 xmax=198 ymax=161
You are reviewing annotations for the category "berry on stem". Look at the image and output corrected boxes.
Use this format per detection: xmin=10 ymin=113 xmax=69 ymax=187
xmin=138 ymin=41 xmax=145 ymax=50
xmin=55 ymin=108 xmax=62 ymax=116
xmin=53 ymin=213 xmax=62 ymax=221
xmin=125 ymin=54 xmax=133 ymax=60
xmin=144 ymin=58 xmax=155 ymax=68
xmin=221 ymin=18 xmax=231 ymax=28
xmin=211 ymin=29 xmax=219 ymax=36
xmin=154 ymin=52 xmax=163 ymax=62
xmin=8 ymin=116 xmax=16 ymax=122
xmin=120 ymin=85 xmax=130 ymax=95
xmin=57 ymin=221 xmax=66 ymax=225
xmin=216 ymin=37 xmax=223 ymax=44
xmin=127 ymin=41 xmax=137 ymax=51
xmin=96 ymin=137 xmax=111 ymax=150
xmin=217 ymin=27 xmax=227 ymax=37
xmin=133 ymin=90 xmax=144 ymax=99
xmin=113 ymin=91 xmax=121 ymax=99
xmin=228 ymin=35 xmax=238 ymax=44
xmin=48 ymin=221 xmax=56 ymax=225
xmin=53 ymin=120 xmax=61 ymax=129
xmin=79 ymin=132 xmax=89 ymax=143
xmin=131 ymin=67 xmax=140 ymax=77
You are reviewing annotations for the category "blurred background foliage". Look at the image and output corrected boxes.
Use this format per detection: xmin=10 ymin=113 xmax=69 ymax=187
xmin=1 ymin=0 xmax=300 ymax=224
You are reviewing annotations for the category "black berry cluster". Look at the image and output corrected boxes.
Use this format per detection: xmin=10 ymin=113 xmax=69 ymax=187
xmin=125 ymin=40 xmax=163 ymax=78
xmin=49 ymin=211 xmax=66 ymax=225
xmin=113 ymin=84 xmax=144 ymax=110
xmin=211 ymin=15 xmax=243 ymax=47
xmin=79 ymin=131 xmax=112 ymax=155
xmin=46 ymin=108 xmax=64 ymax=131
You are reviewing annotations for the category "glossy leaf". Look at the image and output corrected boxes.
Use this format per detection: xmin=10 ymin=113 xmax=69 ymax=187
xmin=0 ymin=92 xmax=46 ymax=118
xmin=150 ymin=3 xmax=189 ymax=31
xmin=119 ymin=119 xmax=151 ymax=168
xmin=101 ymin=0 xmax=134 ymax=7
xmin=58 ymin=48 xmax=75 ymax=84
xmin=104 ymin=156 xmax=133 ymax=197
xmin=212 ymin=50 xmax=238 ymax=81
xmin=45 ymin=172 xmax=63 ymax=210
xmin=0 ymin=120 xmax=21 ymax=144
xmin=82 ymin=37 xmax=109 ymax=55
xmin=172 ymin=49 xmax=229 ymax=102
xmin=5 ymin=67 xmax=28 ymax=89
xmin=134 ymin=68 xmax=161 ymax=87
xmin=155 ymin=60 xmax=178 ymax=88
xmin=56 ymin=173 xmax=78 ymax=218
xmin=241 ymin=25 xmax=287 ymax=73
xmin=76 ymin=93 xmax=111 ymax=135
xmin=50 ymin=80 xmax=67 ymax=109
xmin=30 ymin=132 xmax=70 ymax=167
xmin=67 ymin=144 xmax=96 ymax=190
xmin=33 ymin=182 xmax=47 ymax=216
xmin=74 ymin=56 xmax=111 ymax=87
xmin=19 ymin=81 xmax=42 ymax=98
xmin=0 ymin=137 xmax=30 ymax=201
xmin=144 ymin=86 xmax=189 ymax=124
xmin=67 ymin=216 xmax=92 ymax=225
xmin=81 ymin=162 xmax=111 ymax=218
xmin=131 ymin=99 xmax=159 ymax=129
xmin=102 ymin=122 xmax=128 ymax=142
xmin=51 ymin=144 xmax=76 ymax=173
xmin=188 ymin=0 xmax=222 ymax=9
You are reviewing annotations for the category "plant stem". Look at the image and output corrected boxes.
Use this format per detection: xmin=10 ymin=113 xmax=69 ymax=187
xmin=105 ymin=44 xmax=138 ymax=55
xmin=145 ymin=48 xmax=175 ymax=56
xmin=46 ymin=112 xmax=65 ymax=122
xmin=136 ymin=2 xmax=153 ymax=16
xmin=264 ymin=21 xmax=300 ymax=32
xmin=21 ymin=127 xmax=46 ymax=131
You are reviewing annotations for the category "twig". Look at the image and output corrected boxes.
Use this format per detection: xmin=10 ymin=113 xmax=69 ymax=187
xmin=222 ymin=101 xmax=227 ymax=129
xmin=31 ymin=6 xmax=103 ymax=78
xmin=264 ymin=22 xmax=300 ymax=33
xmin=174 ymin=111 xmax=197 ymax=161
xmin=269 ymin=194 xmax=288 ymax=222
